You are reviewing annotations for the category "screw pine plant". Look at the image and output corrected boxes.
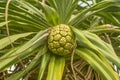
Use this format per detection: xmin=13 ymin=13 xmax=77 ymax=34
xmin=0 ymin=0 xmax=120 ymax=80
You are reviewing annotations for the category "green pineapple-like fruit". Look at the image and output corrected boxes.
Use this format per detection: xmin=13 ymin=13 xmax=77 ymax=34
xmin=48 ymin=24 xmax=75 ymax=56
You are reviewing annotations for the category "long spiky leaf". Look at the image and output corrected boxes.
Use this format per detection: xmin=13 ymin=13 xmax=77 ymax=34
xmin=38 ymin=52 xmax=50 ymax=80
xmin=82 ymin=31 xmax=120 ymax=69
xmin=46 ymin=56 xmax=65 ymax=80
xmin=0 ymin=32 xmax=34 ymax=50
xmin=76 ymin=48 xmax=119 ymax=80
xmin=0 ymin=30 xmax=48 ymax=71
xmin=6 ymin=45 xmax=47 ymax=80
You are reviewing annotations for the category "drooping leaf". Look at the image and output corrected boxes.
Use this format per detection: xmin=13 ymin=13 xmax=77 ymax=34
xmin=76 ymin=48 xmax=119 ymax=80
xmin=0 ymin=0 xmax=49 ymax=31
xmin=71 ymin=26 xmax=98 ymax=50
xmin=82 ymin=31 xmax=120 ymax=69
xmin=72 ymin=27 xmax=120 ymax=70
xmin=0 ymin=29 xmax=48 ymax=71
xmin=6 ymin=45 xmax=47 ymax=80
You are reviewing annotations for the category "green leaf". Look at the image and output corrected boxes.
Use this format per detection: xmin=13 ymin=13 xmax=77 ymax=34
xmin=47 ymin=0 xmax=79 ymax=24
xmin=71 ymin=27 xmax=97 ymax=50
xmin=0 ymin=21 xmax=10 ymax=28
xmin=38 ymin=52 xmax=50 ymax=80
xmin=53 ymin=56 xmax=65 ymax=80
xmin=46 ymin=56 xmax=55 ymax=80
xmin=6 ymin=45 xmax=47 ymax=80
xmin=46 ymin=56 xmax=65 ymax=80
xmin=89 ymin=24 xmax=120 ymax=33
xmin=103 ymin=6 xmax=120 ymax=12
xmin=0 ymin=30 xmax=48 ymax=71
xmin=96 ymin=12 xmax=120 ymax=26
xmin=69 ymin=0 xmax=120 ymax=26
xmin=76 ymin=48 xmax=120 ymax=80
xmin=82 ymin=31 xmax=120 ymax=69
xmin=72 ymin=27 xmax=120 ymax=70
xmin=0 ymin=0 xmax=49 ymax=30
xmin=0 ymin=32 xmax=34 ymax=50
xmin=38 ymin=2 xmax=60 ymax=26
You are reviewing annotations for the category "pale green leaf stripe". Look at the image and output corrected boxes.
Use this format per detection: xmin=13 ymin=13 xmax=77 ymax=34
xmin=76 ymin=48 xmax=119 ymax=80
xmin=53 ymin=57 xmax=65 ymax=80
xmin=0 ymin=21 xmax=10 ymax=28
xmin=0 ymin=32 xmax=34 ymax=50
xmin=88 ymin=24 xmax=120 ymax=33
xmin=89 ymin=29 xmax=120 ymax=33
xmin=47 ymin=56 xmax=55 ymax=80
xmin=46 ymin=56 xmax=65 ymax=80
xmin=38 ymin=52 xmax=50 ymax=80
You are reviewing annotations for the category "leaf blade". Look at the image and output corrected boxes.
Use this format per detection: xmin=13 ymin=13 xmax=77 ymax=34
xmin=46 ymin=56 xmax=65 ymax=80
xmin=0 ymin=32 xmax=34 ymax=50
xmin=76 ymin=48 xmax=119 ymax=80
